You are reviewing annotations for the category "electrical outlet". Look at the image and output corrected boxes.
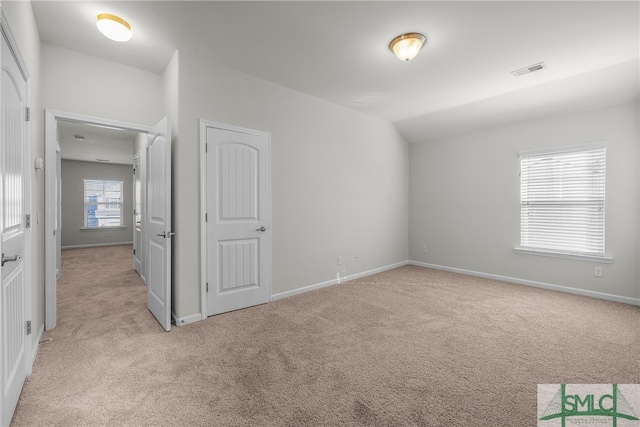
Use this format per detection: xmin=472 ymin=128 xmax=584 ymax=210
xmin=422 ymin=245 xmax=427 ymax=253
xmin=337 ymin=257 xmax=342 ymax=266
xmin=355 ymin=253 xmax=359 ymax=262
xmin=594 ymin=266 xmax=603 ymax=278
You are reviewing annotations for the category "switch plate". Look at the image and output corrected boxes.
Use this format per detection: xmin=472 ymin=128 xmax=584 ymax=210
xmin=422 ymin=245 xmax=427 ymax=253
xmin=594 ymin=266 xmax=603 ymax=278
xmin=355 ymin=253 xmax=359 ymax=262
xmin=337 ymin=257 xmax=342 ymax=266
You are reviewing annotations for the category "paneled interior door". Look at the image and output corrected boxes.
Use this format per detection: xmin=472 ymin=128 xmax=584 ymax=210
xmin=1 ymin=24 xmax=29 ymax=427
xmin=146 ymin=117 xmax=172 ymax=331
xmin=205 ymin=124 xmax=271 ymax=316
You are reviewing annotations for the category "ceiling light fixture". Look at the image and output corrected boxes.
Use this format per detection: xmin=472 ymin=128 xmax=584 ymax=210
xmin=96 ymin=13 xmax=132 ymax=42
xmin=389 ymin=32 xmax=426 ymax=62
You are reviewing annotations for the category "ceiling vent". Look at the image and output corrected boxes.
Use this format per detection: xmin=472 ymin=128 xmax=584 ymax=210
xmin=511 ymin=62 xmax=547 ymax=77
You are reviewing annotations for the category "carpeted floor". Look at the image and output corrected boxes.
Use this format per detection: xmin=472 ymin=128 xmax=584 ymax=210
xmin=11 ymin=245 xmax=640 ymax=426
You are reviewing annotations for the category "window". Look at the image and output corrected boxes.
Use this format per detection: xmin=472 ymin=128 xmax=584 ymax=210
xmin=84 ymin=179 xmax=124 ymax=228
xmin=517 ymin=142 xmax=608 ymax=261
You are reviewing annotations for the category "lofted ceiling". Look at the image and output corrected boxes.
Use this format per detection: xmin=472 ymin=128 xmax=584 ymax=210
xmin=32 ymin=1 xmax=639 ymax=144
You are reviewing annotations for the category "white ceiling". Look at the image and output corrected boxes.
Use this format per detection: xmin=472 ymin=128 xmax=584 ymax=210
xmin=32 ymin=1 xmax=639 ymax=143
xmin=58 ymin=120 xmax=139 ymax=164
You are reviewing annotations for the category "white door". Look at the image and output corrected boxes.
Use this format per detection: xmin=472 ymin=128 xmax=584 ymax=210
xmin=1 ymin=26 xmax=29 ymax=427
xmin=205 ymin=124 xmax=271 ymax=316
xmin=133 ymin=154 xmax=142 ymax=276
xmin=147 ymin=117 xmax=172 ymax=331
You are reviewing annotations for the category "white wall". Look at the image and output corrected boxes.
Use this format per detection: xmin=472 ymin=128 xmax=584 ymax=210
xmin=171 ymin=51 xmax=409 ymax=320
xmin=60 ymin=160 xmax=133 ymax=248
xmin=41 ymin=43 xmax=163 ymax=125
xmin=2 ymin=0 xmax=45 ymax=352
xmin=409 ymin=102 xmax=639 ymax=301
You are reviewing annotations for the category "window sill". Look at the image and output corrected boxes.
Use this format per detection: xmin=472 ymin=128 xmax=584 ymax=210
xmin=514 ymin=247 xmax=613 ymax=264
xmin=80 ymin=226 xmax=126 ymax=231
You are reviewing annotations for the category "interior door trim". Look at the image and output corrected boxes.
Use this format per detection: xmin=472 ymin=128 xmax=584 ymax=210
xmin=44 ymin=109 xmax=152 ymax=329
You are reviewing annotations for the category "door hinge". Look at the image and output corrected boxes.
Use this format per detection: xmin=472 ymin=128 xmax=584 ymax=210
xmin=25 ymin=107 xmax=31 ymax=122
xmin=206 ymin=283 xmax=209 ymax=292
xmin=133 ymin=249 xmax=136 ymax=255
xmin=26 ymin=321 xmax=31 ymax=335
xmin=25 ymin=214 xmax=31 ymax=228
xmin=205 ymin=143 xmax=208 ymax=153
xmin=205 ymin=213 xmax=208 ymax=222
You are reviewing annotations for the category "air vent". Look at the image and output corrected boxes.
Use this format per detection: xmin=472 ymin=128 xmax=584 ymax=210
xmin=511 ymin=62 xmax=547 ymax=77
xmin=95 ymin=159 xmax=110 ymax=163
xmin=74 ymin=134 xmax=85 ymax=141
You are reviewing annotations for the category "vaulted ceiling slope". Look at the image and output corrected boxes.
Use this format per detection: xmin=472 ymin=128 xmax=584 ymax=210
xmin=32 ymin=1 xmax=639 ymax=143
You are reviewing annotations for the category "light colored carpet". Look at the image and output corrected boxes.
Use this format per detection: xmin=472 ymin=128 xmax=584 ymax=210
xmin=11 ymin=245 xmax=640 ymax=426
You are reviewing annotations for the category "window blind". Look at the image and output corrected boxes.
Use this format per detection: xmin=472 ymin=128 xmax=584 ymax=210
xmin=520 ymin=142 xmax=606 ymax=257
xmin=84 ymin=179 xmax=124 ymax=228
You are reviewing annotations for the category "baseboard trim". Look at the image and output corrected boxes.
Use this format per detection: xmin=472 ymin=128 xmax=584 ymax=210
xmin=271 ymin=261 xmax=409 ymax=302
xmin=62 ymin=241 xmax=133 ymax=250
xmin=29 ymin=323 xmax=45 ymax=375
xmin=172 ymin=312 xmax=202 ymax=327
xmin=409 ymin=261 xmax=640 ymax=306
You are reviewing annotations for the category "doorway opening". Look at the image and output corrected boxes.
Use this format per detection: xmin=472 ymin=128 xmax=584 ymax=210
xmin=45 ymin=110 xmax=172 ymax=331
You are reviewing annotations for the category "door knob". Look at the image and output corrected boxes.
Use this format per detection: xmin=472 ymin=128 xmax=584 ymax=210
xmin=256 ymin=226 xmax=267 ymax=232
xmin=1 ymin=253 xmax=20 ymax=267
xmin=156 ymin=231 xmax=176 ymax=238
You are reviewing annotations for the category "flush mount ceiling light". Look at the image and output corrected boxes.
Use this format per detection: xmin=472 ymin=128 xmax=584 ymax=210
xmin=96 ymin=13 xmax=132 ymax=42
xmin=389 ymin=32 xmax=426 ymax=62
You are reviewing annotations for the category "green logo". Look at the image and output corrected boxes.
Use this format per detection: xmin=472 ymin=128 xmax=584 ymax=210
xmin=539 ymin=384 xmax=639 ymax=427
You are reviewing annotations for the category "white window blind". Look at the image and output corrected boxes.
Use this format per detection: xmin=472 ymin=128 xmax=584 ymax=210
xmin=84 ymin=179 xmax=124 ymax=228
xmin=519 ymin=142 xmax=606 ymax=258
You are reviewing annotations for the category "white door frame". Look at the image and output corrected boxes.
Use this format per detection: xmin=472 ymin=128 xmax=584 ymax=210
xmin=199 ymin=119 xmax=272 ymax=319
xmin=132 ymin=151 xmax=143 ymax=279
xmin=44 ymin=110 xmax=152 ymax=329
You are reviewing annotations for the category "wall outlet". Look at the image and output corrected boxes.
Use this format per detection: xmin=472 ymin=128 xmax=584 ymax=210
xmin=594 ymin=266 xmax=603 ymax=278
xmin=422 ymin=245 xmax=427 ymax=253
xmin=355 ymin=253 xmax=359 ymax=262
xmin=337 ymin=257 xmax=342 ymax=266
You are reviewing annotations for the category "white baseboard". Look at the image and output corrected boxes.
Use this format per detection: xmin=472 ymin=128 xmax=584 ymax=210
xmin=172 ymin=312 xmax=202 ymax=327
xmin=62 ymin=241 xmax=133 ymax=250
xmin=29 ymin=323 xmax=45 ymax=375
xmin=271 ymin=261 xmax=409 ymax=301
xmin=409 ymin=261 xmax=640 ymax=306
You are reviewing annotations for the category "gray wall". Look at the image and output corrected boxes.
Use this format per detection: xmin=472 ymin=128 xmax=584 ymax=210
xmin=169 ymin=51 xmax=410 ymax=320
xmin=409 ymin=102 xmax=639 ymax=300
xmin=41 ymin=43 xmax=164 ymax=125
xmin=61 ymin=160 xmax=134 ymax=247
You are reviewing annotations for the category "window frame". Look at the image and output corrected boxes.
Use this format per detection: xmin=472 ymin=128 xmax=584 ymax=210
xmin=514 ymin=141 xmax=612 ymax=264
xmin=83 ymin=178 xmax=125 ymax=229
